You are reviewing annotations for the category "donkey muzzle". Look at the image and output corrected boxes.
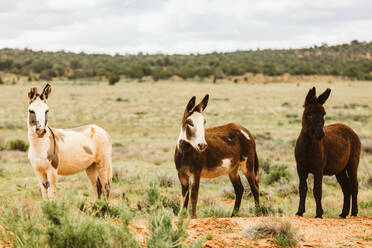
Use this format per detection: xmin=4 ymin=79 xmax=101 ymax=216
xmin=36 ymin=128 xmax=47 ymax=137
xmin=197 ymin=143 xmax=208 ymax=152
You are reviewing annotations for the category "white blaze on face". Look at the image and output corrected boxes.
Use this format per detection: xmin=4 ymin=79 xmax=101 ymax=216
xmin=178 ymin=111 xmax=207 ymax=151
xmin=28 ymin=98 xmax=49 ymax=133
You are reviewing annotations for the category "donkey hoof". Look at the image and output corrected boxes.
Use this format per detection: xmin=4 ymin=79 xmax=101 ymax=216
xmin=315 ymin=215 xmax=322 ymax=219
xmin=351 ymin=213 xmax=358 ymax=217
xmin=295 ymin=212 xmax=303 ymax=217
xmin=339 ymin=214 xmax=347 ymax=219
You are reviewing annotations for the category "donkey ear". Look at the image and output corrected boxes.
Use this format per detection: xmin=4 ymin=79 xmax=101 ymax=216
xmin=28 ymin=87 xmax=38 ymax=103
xmin=40 ymin=83 xmax=52 ymax=101
xmin=304 ymin=87 xmax=316 ymax=106
xmin=185 ymin=96 xmax=196 ymax=113
xmin=195 ymin=94 xmax=209 ymax=112
xmin=316 ymin=88 xmax=331 ymax=105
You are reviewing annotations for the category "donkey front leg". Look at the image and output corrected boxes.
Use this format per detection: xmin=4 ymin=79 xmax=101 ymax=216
xmin=46 ymin=168 xmax=57 ymax=199
xmin=313 ymin=174 xmax=324 ymax=218
xmin=190 ymin=173 xmax=201 ymax=218
xmin=178 ymin=173 xmax=190 ymax=210
xmin=35 ymin=169 xmax=48 ymax=199
xmin=296 ymin=171 xmax=308 ymax=216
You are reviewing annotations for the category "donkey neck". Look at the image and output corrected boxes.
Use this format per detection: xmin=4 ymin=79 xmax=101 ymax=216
xmin=299 ymin=130 xmax=324 ymax=150
xmin=27 ymin=124 xmax=51 ymax=149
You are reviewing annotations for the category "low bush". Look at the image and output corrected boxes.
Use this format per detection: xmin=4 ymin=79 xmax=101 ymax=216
xmin=242 ymin=218 xmax=298 ymax=247
xmin=264 ymin=164 xmax=291 ymax=185
xmin=7 ymin=139 xmax=29 ymax=151
xmin=146 ymin=208 xmax=188 ymax=248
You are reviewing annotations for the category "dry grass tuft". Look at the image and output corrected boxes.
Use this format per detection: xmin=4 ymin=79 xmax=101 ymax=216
xmin=242 ymin=218 xmax=299 ymax=247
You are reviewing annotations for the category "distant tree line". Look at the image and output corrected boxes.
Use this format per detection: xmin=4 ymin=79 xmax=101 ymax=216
xmin=0 ymin=40 xmax=371 ymax=83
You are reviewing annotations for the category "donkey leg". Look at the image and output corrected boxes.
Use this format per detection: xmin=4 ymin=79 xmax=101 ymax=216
xmin=348 ymin=170 xmax=358 ymax=216
xmin=313 ymin=174 xmax=324 ymax=218
xmin=178 ymin=173 xmax=190 ymax=210
xmin=35 ymin=170 xmax=48 ymax=199
xmin=296 ymin=172 xmax=308 ymax=216
xmin=85 ymin=163 xmax=100 ymax=200
xmin=335 ymin=170 xmax=351 ymax=218
xmin=190 ymin=173 xmax=201 ymax=218
xmin=228 ymin=171 xmax=244 ymax=217
xmin=97 ymin=165 xmax=110 ymax=200
xmin=46 ymin=168 xmax=57 ymax=200
xmin=241 ymin=158 xmax=259 ymax=206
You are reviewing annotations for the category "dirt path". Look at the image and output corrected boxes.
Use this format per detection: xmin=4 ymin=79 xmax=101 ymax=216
xmin=132 ymin=216 xmax=372 ymax=247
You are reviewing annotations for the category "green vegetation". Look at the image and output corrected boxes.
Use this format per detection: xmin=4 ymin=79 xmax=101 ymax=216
xmin=6 ymin=139 xmax=29 ymax=151
xmin=1 ymin=40 xmax=372 ymax=83
xmin=0 ymin=81 xmax=371 ymax=246
xmin=264 ymin=164 xmax=292 ymax=185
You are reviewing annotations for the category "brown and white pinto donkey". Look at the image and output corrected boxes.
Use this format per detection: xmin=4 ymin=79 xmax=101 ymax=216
xmin=295 ymin=87 xmax=361 ymax=218
xmin=175 ymin=95 xmax=259 ymax=218
xmin=27 ymin=84 xmax=112 ymax=200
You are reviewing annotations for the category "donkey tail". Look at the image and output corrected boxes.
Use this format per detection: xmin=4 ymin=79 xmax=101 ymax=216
xmin=254 ymin=151 xmax=259 ymax=180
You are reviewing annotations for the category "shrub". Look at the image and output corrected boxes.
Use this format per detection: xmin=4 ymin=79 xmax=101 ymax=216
xmin=108 ymin=73 xmax=120 ymax=85
xmin=264 ymin=164 xmax=291 ymax=185
xmin=222 ymin=186 xmax=235 ymax=199
xmin=156 ymin=172 xmax=176 ymax=188
xmin=79 ymin=199 xmax=121 ymax=218
xmin=0 ymin=77 xmax=4 ymax=84
xmin=0 ymin=206 xmax=44 ymax=247
xmin=146 ymin=208 xmax=188 ymax=248
xmin=41 ymin=201 xmax=107 ymax=248
xmin=242 ymin=218 xmax=298 ymax=247
xmin=249 ymin=205 xmax=275 ymax=217
xmin=7 ymin=139 xmax=29 ymax=151
xmin=115 ymin=97 xmax=129 ymax=102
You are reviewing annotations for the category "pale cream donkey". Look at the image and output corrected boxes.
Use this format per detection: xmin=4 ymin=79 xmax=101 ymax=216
xmin=27 ymin=84 xmax=112 ymax=200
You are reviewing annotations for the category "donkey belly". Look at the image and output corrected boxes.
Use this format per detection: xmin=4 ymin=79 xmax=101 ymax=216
xmin=201 ymin=158 xmax=234 ymax=178
xmin=56 ymin=132 xmax=96 ymax=176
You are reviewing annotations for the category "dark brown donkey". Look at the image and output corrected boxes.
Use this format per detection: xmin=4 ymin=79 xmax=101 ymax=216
xmin=175 ymin=95 xmax=259 ymax=218
xmin=295 ymin=87 xmax=361 ymax=218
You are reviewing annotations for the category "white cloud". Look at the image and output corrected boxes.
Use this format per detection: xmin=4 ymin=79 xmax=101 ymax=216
xmin=0 ymin=0 xmax=371 ymax=54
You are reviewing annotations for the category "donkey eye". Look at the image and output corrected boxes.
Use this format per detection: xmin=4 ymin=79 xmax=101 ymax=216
xmin=45 ymin=110 xmax=49 ymax=114
xmin=186 ymin=119 xmax=194 ymax=127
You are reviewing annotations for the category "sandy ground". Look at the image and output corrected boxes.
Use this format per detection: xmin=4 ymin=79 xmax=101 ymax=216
xmin=131 ymin=216 xmax=372 ymax=247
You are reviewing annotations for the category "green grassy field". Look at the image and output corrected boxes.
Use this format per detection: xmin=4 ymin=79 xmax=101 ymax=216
xmin=0 ymin=80 xmax=371 ymax=247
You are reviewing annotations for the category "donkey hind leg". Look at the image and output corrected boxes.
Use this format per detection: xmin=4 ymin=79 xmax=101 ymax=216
xmin=241 ymin=157 xmax=259 ymax=206
xmin=35 ymin=170 xmax=48 ymax=199
xmin=348 ymin=169 xmax=359 ymax=216
xmin=86 ymin=162 xmax=101 ymax=200
xmin=228 ymin=170 xmax=244 ymax=217
xmin=335 ymin=170 xmax=351 ymax=218
xmin=178 ymin=173 xmax=190 ymax=211
xmin=46 ymin=168 xmax=57 ymax=200
xmin=97 ymin=161 xmax=111 ymax=200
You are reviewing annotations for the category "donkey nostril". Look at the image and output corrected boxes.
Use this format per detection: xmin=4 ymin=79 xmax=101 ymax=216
xmin=198 ymin=143 xmax=207 ymax=150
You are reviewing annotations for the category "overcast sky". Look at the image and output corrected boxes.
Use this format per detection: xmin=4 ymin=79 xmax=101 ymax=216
xmin=0 ymin=0 xmax=371 ymax=54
